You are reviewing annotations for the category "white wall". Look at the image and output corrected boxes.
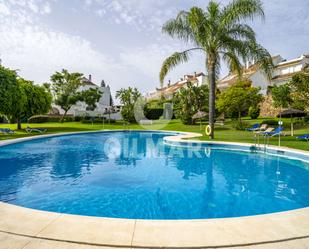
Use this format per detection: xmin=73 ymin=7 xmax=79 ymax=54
xmin=250 ymin=70 xmax=271 ymax=95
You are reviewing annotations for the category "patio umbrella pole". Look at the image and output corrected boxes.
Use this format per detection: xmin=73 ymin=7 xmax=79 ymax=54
xmin=291 ymin=115 xmax=293 ymax=137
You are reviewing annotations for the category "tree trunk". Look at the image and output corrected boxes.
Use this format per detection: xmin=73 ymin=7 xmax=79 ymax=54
xmin=17 ymin=117 xmax=22 ymax=130
xmin=207 ymin=58 xmax=216 ymax=139
xmin=60 ymin=110 xmax=68 ymax=123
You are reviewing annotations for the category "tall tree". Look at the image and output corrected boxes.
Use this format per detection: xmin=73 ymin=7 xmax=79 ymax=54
xmin=50 ymin=69 xmax=102 ymax=122
xmin=51 ymin=69 xmax=84 ymax=122
xmin=289 ymin=67 xmax=309 ymax=110
xmin=0 ymin=66 xmax=51 ymax=129
xmin=0 ymin=65 xmax=22 ymax=123
xmin=15 ymin=79 xmax=52 ymax=129
xmin=159 ymin=0 xmax=273 ymax=138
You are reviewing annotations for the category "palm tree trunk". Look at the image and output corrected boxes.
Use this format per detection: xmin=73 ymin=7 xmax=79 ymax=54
xmin=207 ymin=59 xmax=216 ymax=139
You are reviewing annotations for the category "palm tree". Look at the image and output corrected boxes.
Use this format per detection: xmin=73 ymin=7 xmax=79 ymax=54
xmin=160 ymin=0 xmax=273 ymax=138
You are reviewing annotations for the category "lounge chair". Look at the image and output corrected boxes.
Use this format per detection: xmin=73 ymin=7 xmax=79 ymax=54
xmin=263 ymin=126 xmax=284 ymax=137
xmin=297 ymin=134 xmax=309 ymax=141
xmin=254 ymin=127 xmax=274 ymax=135
xmin=258 ymin=124 xmax=268 ymax=131
xmin=246 ymin=123 xmax=260 ymax=131
xmin=0 ymin=128 xmax=14 ymax=134
xmin=26 ymin=127 xmax=47 ymax=133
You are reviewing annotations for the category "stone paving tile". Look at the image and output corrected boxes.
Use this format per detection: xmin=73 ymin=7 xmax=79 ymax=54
xmin=0 ymin=203 xmax=61 ymax=237
xmin=0 ymin=232 xmax=31 ymax=249
xmin=229 ymin=238 xmax=309 ymax=249
xmin=37 ymin=215 xmax=135 ymax=246
xmin=23 ymin=239 xmax=116 ymax=249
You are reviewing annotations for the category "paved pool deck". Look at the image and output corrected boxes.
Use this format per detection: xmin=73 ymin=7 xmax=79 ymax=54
xmin=0 ymin=130 xmax=308 ymax=248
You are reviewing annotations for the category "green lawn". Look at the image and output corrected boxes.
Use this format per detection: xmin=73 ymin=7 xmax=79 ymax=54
xmin=0 ymin=118 xmax=308 ymax=151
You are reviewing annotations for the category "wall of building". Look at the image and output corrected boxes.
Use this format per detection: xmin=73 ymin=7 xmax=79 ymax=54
xmin=250 ymin=71 xmax=271 ymax=95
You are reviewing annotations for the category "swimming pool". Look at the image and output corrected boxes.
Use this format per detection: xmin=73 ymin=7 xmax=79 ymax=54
xmin=0 ymin=131 xmax=308 ymax=219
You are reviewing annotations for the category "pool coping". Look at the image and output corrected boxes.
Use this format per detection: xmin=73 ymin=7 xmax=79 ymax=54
xmin=0 ymin=129 xmax=309 ymax=248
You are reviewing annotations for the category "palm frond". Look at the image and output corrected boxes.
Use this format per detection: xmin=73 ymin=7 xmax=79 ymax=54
xmin=187 ymin=7 xmax=210 ymax=46
xmin=159 ymin=48 xmax=203 ymax=85
xmin=246 ymin=42 xmax=274 ymax=79
xmin=225 ymin=24 xmax=256 ymax=42
xmin=221 ymin=0 xmax=264 ymax=26
xmin=222 ymin=51 xmax=243 ymax=78
xmin=162 ymin=11 xmax=195 ymax=43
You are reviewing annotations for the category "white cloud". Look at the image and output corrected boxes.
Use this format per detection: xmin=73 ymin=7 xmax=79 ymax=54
xmin=118 ymin=43 xmax=206 ymax=91
xmin=28 ymin=1 xmax=39 ymax=13
xmin=0 ymin=2 xmax=10 ymax=15
xmin=95 ymin=8 xmax=105 ymax=17
xmin=41 ymin=2 xmax=51 ymax=14
xmin=84 ymin=0 xmax=179 ymax=31
xmin=0 ymin=0 xmax=118 ymax=85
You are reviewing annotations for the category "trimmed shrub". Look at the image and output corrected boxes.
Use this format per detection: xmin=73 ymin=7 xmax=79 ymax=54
xmin=248 ymin=106 xmax=260 ymax=119
xmin=261 ymin=119 xmax=278 ymax=126
xmin=81 ymin=117 xmax=116 ymax=124
xmin=28 ymin=115 xmax=74 ymax=123
xmin=145 ymin=108 xmax=164 ymax=120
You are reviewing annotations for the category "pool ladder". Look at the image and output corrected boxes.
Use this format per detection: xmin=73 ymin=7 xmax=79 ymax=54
xmin=254 ymin=133 xmax=269 ymax=151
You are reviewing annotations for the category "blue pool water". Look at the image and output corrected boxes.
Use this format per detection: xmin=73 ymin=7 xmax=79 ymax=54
xmin=0 ymin=131 xmax=308 ymax=219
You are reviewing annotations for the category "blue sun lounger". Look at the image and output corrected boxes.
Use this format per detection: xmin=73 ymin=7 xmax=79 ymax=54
xmin=297 ymin=134 xmax=309 ymax=141
xmin=0 ymin=128 xmax=15 ymax=134
xmin=246 ymin=123 xmax=260 ymax=131
xmin=263 ymin=126 xmax=284 ymax=137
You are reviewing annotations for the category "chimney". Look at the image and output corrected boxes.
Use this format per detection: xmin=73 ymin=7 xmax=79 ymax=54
xmin=88 ymin=74 xmax=92 ymax=82
xmin=194 ymin=71 xmax=197 ymax=77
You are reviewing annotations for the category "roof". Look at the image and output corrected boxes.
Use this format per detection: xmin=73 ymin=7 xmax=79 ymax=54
xmin=218 ymin=65 xmax=258 ymax=87
xmin=157 ymin=72 xmax=205 ymax=94
xmin=276 ymin=54 xmax=309 ymax=68
xmin=81 ymin=77 xmax=97 ymax=86
xmin=218 ymin=54 xmax=309 ymax=87
xmin=271 ymin=72 xmax=295 ymax=81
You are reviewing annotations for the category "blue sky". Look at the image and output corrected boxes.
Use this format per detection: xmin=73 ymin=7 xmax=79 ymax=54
xmin=0 ymin=0 xmax=308 ymax=97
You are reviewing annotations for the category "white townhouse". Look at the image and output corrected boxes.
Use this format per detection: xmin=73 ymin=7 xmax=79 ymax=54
xmin=217 ymin=54 xmax=309 ymax=95
xmin=145 ymin=72 xmax=208 ymax=101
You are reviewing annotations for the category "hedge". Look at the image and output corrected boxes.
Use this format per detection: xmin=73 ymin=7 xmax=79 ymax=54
xmin=28 ymin=115 xmax=74 ymax=123
xmin=145 ymin=108 xmax=176 ymax=120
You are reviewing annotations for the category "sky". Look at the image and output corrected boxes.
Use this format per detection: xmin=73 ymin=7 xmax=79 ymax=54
xmin=0 ymin=0 xmax=308 ymax=98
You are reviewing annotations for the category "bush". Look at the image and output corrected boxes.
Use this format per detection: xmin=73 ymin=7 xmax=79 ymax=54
xmin=261 ymin=119 xmax=278 ymax=126
xmin=232 ymin=120 xmax=250 ymax=130
xmin=74 ymin=116 xmax=82 ymax=122
xmin=28 ymin=115 xmax=74 ymax=123
xmin=145 ymin=108 xmax=163 ymax=120
xmin=248 ymin=106 xmax=260 ymax=119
